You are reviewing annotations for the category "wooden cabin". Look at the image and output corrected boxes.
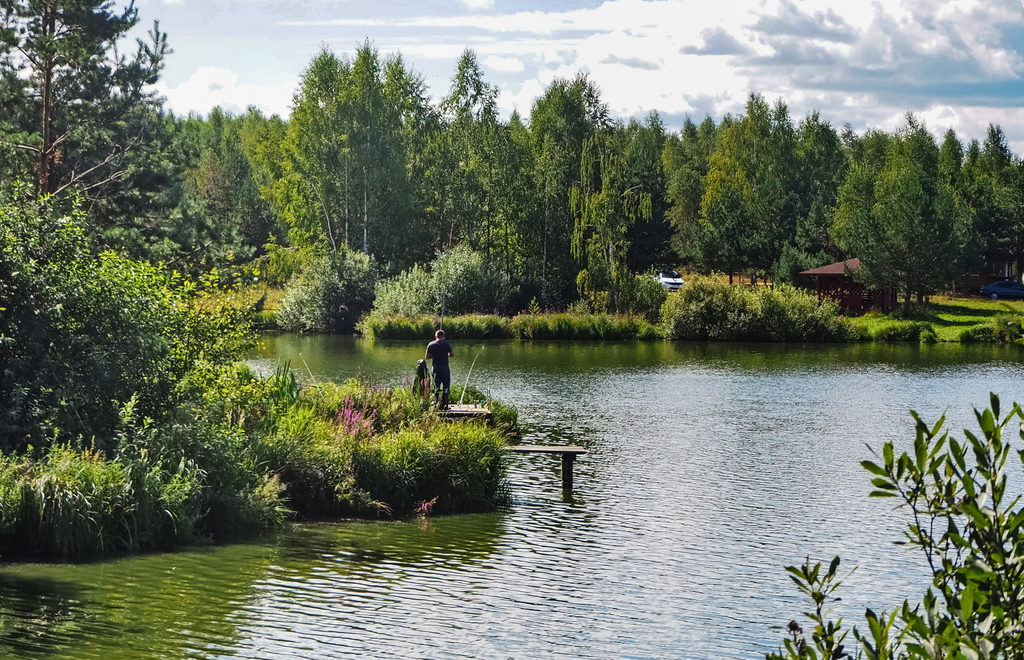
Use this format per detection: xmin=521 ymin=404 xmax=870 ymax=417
xmin=962 ymin=255 xmax=1019 ymax=293
xmin=799 ymin=258 xmax=896 ymax=314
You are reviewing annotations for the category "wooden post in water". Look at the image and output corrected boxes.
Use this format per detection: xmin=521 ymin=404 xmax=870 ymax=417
xmin=561 ymin=452 xmax=575 ymax=490
xmin=508 ymin=445 xmax=586 ymax=490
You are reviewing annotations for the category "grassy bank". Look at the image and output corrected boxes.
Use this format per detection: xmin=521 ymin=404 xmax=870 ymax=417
xmin=849 ymin=297 xmax=1024 ymax=343
xmin=277 ymin=285 xmax=1023 ymax=345
xmin=360 ymin=312 xmax=663 ymax=340
xmin=0 ymin=368 xmax=519 ymax=560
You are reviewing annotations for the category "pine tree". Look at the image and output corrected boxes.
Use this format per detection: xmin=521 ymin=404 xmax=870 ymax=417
xmin=0 ymin=0 xmax=169 ymax=215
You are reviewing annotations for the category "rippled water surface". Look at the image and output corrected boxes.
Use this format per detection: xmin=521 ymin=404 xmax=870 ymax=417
xmin=3 ymin=338 xmax=1024 ymax=659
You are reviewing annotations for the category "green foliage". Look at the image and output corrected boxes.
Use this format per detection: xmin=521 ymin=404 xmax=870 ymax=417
xmin=834 ymin=115 xmax=972 ymax=304
xmin=0 ymin=400 xmax=209 ymax=559
xmin=0 ymin=0 xmax=170 ymax=225
xmin=0 ymin=188 xmax=254 ymax=450
xmin=660 ymin=276 xmax=852 ymax=342
xmin=767 ymin=556 xmax=851 ymax=660
xmin=373 ymin=265 xmax=437 ymax=316
xmin=887 ymin=303 xmax=939 ymax=322
xmin=269 ymin=44 xmax=430 ymax=265
xmin=509 ymin=312 xmax=663 ymax=340
xmin=957 ymin=317 xmax=1021 ymax=343
xmin=433 ymin=244 xmax=489 ymax=315
xmin=570 ymin=129 xmax=653 ymax=312
xmin=278 ymin=248 xmax=377 ymax=333
xmin=255 ymin=378 xmax=515 ymax=517
xmin=618 ymin=273 xmax=668 ymax=322
xmin=770 ymin=394 xmax=1024 ymax=659
xmin=352 ymin=423 xmax=507 ymax=514
xmin=372 ymin=247 xmax=521 ymax=319
xmin=0 ymin=366 xmax=520 ymax=558
xmin=858 ymin=319 xmax=936 ymax=342
xmin=958 ymin=323 xmax=999 ymax=343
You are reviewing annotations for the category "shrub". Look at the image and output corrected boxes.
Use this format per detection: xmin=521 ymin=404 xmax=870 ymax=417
xmin=352 ymin=424 xmax=508 ymax=515
xmin=869 ymin=320 xmax=934 ymax=342
xmin=958 ymin=323 xmax=998 ymax=343
xmin=619 ymin=274 xmax=668 ymax=323
xmin=373 ymin=265 xmax=436 ymax=316
xmin=432 ymin=244 xmax=488 ymax=315
xmin=0 ymin=188 xmax=254 ymax=451
xmin=660 ymin=276 xmax=852 ymax=342
xmin=0 ymin=421 xmax=209 ymax=559
xmin=278 ymin=248 xmax=377 ymax=333
xmin=262 ymin=379 xmax=515 ymax=517
xmin=957 ymin=314 xmax=1023 ymax=343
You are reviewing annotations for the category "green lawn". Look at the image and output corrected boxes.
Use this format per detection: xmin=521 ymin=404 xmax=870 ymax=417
xmin=850 ymin=296 xmax=1024 ymax=342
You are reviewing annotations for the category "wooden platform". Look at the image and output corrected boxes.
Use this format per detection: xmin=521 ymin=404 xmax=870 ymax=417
xmin=507 ymin=445 xmax=587 ymax=489
xmin=440 ymin=404 xmax=492 ymax=420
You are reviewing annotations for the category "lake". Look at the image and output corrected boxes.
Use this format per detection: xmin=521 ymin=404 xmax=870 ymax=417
xmin=2 ymin=336 xmax=1023 ymax=659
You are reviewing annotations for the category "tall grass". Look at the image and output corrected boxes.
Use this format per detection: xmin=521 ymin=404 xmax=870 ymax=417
xmin=850 ymin=317 xmax=937 ymax=342
xmin=957 ymin=314 xmax=1022 ymax=343
xmin=0 ymin=443 xmax=204 ymax=558
xmin=266 ymin=379 xmax=517 ymax=517
xmin=0 ymin=370 xmax=519 ymax=559
xmin=360 ymin=312 xmax=662 ymax=340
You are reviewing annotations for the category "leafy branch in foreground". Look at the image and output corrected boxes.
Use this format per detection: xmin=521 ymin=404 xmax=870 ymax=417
xmin=768 ymin=393 xmax=1024 ymax=659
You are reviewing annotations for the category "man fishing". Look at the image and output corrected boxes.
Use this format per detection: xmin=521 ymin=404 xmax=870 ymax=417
xmin=425 ymin=329 xmax=453 ymax=410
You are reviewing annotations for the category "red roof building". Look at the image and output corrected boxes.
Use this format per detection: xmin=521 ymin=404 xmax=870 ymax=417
xmin=799 ymin=258 xmax=896 ymax=314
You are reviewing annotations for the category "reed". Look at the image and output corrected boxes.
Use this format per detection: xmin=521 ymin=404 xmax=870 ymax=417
xmin=360 ymin=312 xmax=662 ymax=340
xmin=0 ymin=443 xmax=205 ymax=559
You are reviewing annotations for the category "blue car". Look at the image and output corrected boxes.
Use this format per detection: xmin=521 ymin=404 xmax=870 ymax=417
xmin=980 ymin=280 xmax=1024 ymax=300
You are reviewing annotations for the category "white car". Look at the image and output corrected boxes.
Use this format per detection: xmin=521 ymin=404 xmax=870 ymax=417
xmin=656 ymin=270 xmax=684 ymax=292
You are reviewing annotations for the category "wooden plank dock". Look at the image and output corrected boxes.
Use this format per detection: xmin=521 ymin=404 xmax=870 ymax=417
xmin=440 ymin=404 xmax=493 ymax=420
xmin=507 ymin=445 xmax=587 ymax=489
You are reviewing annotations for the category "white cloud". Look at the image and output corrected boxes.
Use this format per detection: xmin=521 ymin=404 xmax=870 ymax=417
xmin=146 ymin=0 xmax=1024 ymax=146
xmin=484 ymin=55 xmax=525 ymax=72
xmin=497 ymin=78 xmax=547 ymax=116
xmin=155 ymin=66 xmax=296 ymax=117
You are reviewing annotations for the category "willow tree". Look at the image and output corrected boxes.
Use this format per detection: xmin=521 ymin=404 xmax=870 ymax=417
xmin=570 ymin=130 xmax=652 ymax=312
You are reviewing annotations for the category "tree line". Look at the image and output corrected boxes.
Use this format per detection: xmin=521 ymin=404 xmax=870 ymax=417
xmin=3 ymin=1 xmax=1023 ymax=309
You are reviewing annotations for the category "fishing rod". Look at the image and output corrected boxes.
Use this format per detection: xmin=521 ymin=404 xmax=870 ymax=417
xmin=439 ymin=288 xmax=445 ymax=331
xmin=458 ymin=347 xmax=483 ymax=407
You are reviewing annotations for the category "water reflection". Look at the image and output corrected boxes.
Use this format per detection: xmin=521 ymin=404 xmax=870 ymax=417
xmin=1 ymin=337 xmax=1022 ymax=659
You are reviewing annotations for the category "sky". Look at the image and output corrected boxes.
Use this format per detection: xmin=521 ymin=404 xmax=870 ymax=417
xmin=133 ymin=0 xmax=1024 ymax=150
